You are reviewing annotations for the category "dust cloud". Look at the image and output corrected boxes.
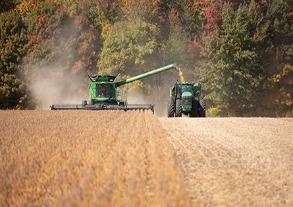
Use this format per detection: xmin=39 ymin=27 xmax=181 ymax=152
xmin=24 ymin=17 xmax=91 ymax=110
xmin=28 ymin=67 xmax=88 ymax=109
xmin=146 ymin=69 xmax=180 ymax=117
xmin=127 ymin=91 xmax=149 ymax=105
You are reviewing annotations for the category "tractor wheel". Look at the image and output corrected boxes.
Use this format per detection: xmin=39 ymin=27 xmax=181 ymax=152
xmin=175 ymin=99 xmax=182 ymax=117
xmin=167 ymin=98 xmax=175 ymax=117
xmin=82 ymin=100 xmax=87 ymax=106
xmin=190 ymin=100 xmax=199 ymax=117
xmin=199 ymin=100 xmax=206 ymax=117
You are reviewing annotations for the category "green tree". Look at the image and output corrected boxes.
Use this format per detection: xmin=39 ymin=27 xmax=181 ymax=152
xmin=0 ymin=10 xmax=28 ymax=109
xmin=258 ymin=0 xmax=293 ymax=116
xmin=0 ymin=0 xmax=20 ymax=13
xmin=201 ymin=2 xmax=263 ymax=116
xmin=201 ymin=0 xmax=293 ymax=116
xmin=98 ymin=20 xmax=160 ymax=76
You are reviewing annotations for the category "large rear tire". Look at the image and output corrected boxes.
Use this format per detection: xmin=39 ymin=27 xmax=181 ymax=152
xmin=199 ymin=100 xmax=206 ymax=117
xmin=175 ymin=99 xmax=182 ymax=117
xmin=167 ymin=98 xmax=175 ymax=117
xmin=190 ymin=100 xmax=199 ymax=117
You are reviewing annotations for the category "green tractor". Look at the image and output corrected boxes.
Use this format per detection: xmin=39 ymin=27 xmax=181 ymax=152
xmin=51 ymin=63 xmax=178 ymax=113
xmin=167 ymin=80 xmax=206 ymax=117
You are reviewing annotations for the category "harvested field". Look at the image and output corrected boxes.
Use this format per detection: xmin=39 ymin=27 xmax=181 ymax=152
xmin=159 ymin=117 xmax=293 ymax=207
xmin=1 ymin=111 xmax=292 ymax=207
xmin=0 ymin=111 xmax=190 ymax=207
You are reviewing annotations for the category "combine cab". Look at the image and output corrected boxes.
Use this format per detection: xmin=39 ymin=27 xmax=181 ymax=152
xmin=167 ymin=80 xmax=206 ymax=117
xmin=51 ymin=64 xmax=178 ymax=113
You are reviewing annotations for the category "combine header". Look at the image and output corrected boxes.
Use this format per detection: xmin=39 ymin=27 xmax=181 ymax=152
xmin=51 ymin=63 xmax=178 ymax=112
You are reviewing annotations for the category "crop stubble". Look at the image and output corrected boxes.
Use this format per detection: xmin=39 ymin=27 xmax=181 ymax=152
xmin=0 ymin=111 xmax=190 ymax=207
xmin=1 ymin=111 xmax=292 ymax=207
xmin=159 ymin=117 xmax=293 ymax=207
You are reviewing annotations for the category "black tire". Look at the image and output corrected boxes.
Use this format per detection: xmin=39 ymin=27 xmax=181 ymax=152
xmin=82 ymin=100 xmax=87 ymax=106
xmin=119 ymin=102 xmax=126 ymax=106
xmin=167 ymin=98 xmax=175 ymax=117
xmin=175 ymin=99 xmax=182 ymax=117
xmin=190 ymin=99 xmax=199 ymax=117
xmin=199 ymin=100 xmax=206 ymax=117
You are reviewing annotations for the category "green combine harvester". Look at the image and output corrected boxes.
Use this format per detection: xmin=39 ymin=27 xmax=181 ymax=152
xmin=167 ymin=80 xmax=206 ymax=117
xmin=51 ymin=63 xmax=178 ymax=112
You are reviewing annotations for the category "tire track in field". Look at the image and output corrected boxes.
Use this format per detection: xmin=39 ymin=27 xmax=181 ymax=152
xmin=159 ymin=117 xmax=293 ymax=207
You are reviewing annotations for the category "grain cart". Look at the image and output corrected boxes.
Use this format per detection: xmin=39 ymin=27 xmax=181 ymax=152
xmin=51 ymin=63 xmax=178 ymax=112
xmin=167 ymin=80 xmax=206 ymax=117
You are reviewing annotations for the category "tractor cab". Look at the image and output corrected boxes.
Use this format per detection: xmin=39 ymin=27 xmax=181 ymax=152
xmin=171 ymin=82 xmax=195 ymax=99
xmin=181 ymin=83 xmax=194 ymax=97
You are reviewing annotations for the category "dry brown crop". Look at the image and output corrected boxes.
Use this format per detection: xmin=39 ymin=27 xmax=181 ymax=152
xmin=1 ymin=111 xmax=292 ymax=207
xmin=0 ymin=110 xmax=190 ymax=207
xmin=160 ymin=117 xmax=293 ymax=207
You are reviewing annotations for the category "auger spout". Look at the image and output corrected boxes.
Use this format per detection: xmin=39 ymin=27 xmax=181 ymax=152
xmin=115 ymin=63 xmax=178 ymax=87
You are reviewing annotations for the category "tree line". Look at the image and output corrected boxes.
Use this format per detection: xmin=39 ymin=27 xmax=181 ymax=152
xmin=0 ymin=0 xmax=292 ymax=116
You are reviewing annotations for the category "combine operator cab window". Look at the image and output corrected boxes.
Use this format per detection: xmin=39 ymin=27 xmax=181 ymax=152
xmin=96 ymin=84 xmax=111 ymax=97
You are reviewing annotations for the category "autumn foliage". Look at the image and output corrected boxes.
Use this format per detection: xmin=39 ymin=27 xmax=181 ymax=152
xmin=0 ymin=0 xmax=292 ymax=116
